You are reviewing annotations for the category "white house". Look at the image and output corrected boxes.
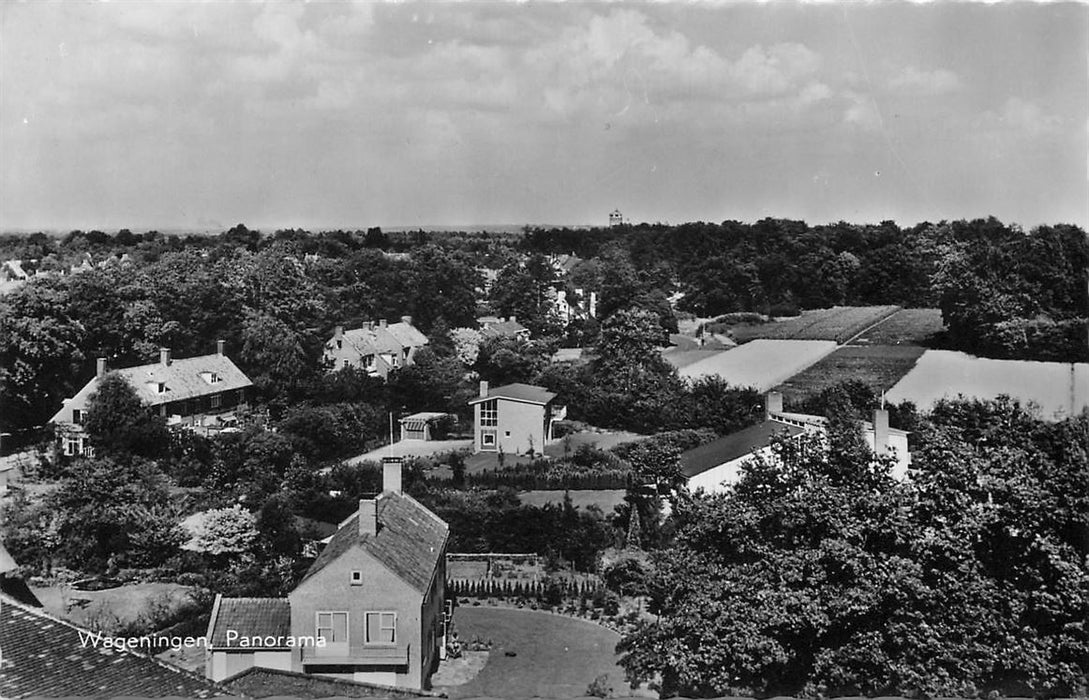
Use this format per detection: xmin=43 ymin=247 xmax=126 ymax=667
xmin=681 ymin=391 xmax=911 ymax=495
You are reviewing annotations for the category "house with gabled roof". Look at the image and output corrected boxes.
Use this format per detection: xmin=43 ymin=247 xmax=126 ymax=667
xmin=205 ymin=461 xmax=449 ymax=690
xmin=681 ymin=391 xmax=911 ymax=495
xmin=325 ymin=317 xmax=429 ymax=379
xmin=49 ymin=341 xmax=253 ymax=457
xmin=468 ymin=381 xmax=565 ymax=455
xmin=478 ymin=315 xmax=530 ymax=340
xmin=1 ymin=592 xmax=229 ymax=698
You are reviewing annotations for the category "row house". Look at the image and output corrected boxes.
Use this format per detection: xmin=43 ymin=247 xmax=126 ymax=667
xmin=49 ymin=341 xmax=253 ymax=457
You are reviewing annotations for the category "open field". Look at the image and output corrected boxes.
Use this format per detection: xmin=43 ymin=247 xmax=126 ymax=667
xmin=775 ymin=345 xmax=926 ymax=403
xmin=729 ymin=305 xmax=901 ymax=343
xmin=518 ymin=489 xmax=627 ymax=512
xmin=662 ymin=348 xmax=726 ymax=370
xmin=887 ymin=350 xmax=1089 ymax=419
xmin=854 ymin=308 xmax=946 ymax=346
xmin=678 ymin=339 xmax=839 ymax=391
xmin=439 ymin=606 xmax=649 ymax=699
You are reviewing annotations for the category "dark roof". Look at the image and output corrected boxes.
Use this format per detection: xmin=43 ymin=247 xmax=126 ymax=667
xmin=0 ymin=594 xmax=231 ymax=698
xmin=681 ymin=420 xmax=806 ymax=478
xmin=1 ymin=575 xmax=42 ymax=607
xmin=301 ymin=492 xmax=448 ymax=593
xmin=480 ymin=319 xmax=528 ymax=338
xmin=208 ymin=597 xmax=291 ymax=648
xmin=468 ymin=382 xmax=556 ymax=406
xmin=221 ymin=665 xmax=437 ymax=698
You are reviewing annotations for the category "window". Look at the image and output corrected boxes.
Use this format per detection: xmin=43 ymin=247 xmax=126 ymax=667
xmin=71 ymin=409 xmax=83 ymax=425
xmin=316 ymin=612 xmax=349 ymax=645
xmin=365 ymin=612 xmax=396 ymax=644
xmin=157 ymin=382 xmax=166 ymax=394
xmin=479 ymin=399 xmax=498 ymax=427
xmin=209 ymin=372 xmax=220 ymax=384
xmin=336 ymin=339 xmax=343 ymax=349
xmin=350 ymin=570 xmax=363 ymax=586
xmin=65 ymin=437 xmax=80 ymax=456
xmin=482 ymin=432 xmax=496 ymax=446
xmin=210 ymin=393 xmax=222 ymax=409
xmin=505 ymin=431 xmax=510 ymax=437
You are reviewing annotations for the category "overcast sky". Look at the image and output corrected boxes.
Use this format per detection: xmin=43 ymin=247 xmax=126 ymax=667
xmin=1 ymin=1 xmax=1086 ymax=232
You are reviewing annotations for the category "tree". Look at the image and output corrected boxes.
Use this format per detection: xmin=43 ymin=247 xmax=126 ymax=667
xmin=49 ymin=457 xmax=181 ymax=572
xmin=83 ymin=372 xmax=170 ymax=460
xmin=618 ymin=399 xmax=1089 ymax=697
xmin=192 ymin=505 xmax=258 ymax=556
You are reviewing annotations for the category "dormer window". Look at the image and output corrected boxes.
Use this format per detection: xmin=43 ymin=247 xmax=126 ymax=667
xmin=71 ymin=409 xmax=83 ymax=425
xmin=155 ymin=382 xmax=167 ymax=394
xmin=201 ymin=371 xmax=221 ymax=385
xmin=350 ymin=570 xmax=363 ymax=586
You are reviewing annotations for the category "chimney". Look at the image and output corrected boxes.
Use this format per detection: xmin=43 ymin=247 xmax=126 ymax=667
xmin=359 ymin=498 xmax=377 ymax=536
xmin=479 ymin=380 xmax=489 ymax=398
xmin=379 ymin=319 xmax=387 ymax=329
xmin=96 ymin=357 xmax=107 ymax=378
xmin=216 ymin=339 xmax=225 ymax=356
xmin=765 ymin=391 xmax=783 ymax=418
xmin=400 ymin=315 xmax=412 ymax=326
xmin=159 ymin=347 xmax=171 ymax=367
xmin=383 ymin=458 xmax=403 ymax=494
xmin=334 ymin=325 xmax=344 ymax=338
xmin=873 ymin=409 xmax=890 ymax=456
xmin=508 ymin=315 xmax=516 ymax=323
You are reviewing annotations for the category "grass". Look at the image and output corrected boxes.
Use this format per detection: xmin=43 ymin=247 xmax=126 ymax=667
xmin=439 ymin=606 xmax=648 ymax=699
xmin=886 ymin=350 xmax=1089 ymax=419
xmin=854 ymin=308 xmax=946 ymax=346
xmin=729 ymin=306 xmax=901 ymax=343
xmin=775 ymin=345 xmax=926 ymax=404
xmin=518 ymin=489 xmax=627 ymax=512
xmin=33 ymin=581 xmax=195 ymax=630
xmin=678 ymin=339 xmax=839 ymax=391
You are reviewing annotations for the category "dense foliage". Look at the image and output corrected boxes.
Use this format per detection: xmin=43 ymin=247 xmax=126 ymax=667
xmin=619 ymin=398 xmax=1089 ymax=697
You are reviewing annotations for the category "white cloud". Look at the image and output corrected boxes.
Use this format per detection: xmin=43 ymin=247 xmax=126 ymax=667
xmin=889 ymin=65 xmax=961 ymax=95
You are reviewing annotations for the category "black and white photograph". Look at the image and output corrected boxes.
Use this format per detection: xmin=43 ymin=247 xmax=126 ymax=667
xmin=0 ymin=1 xmax=1086 ymax=699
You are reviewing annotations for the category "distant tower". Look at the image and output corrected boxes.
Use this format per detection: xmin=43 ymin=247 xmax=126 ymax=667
xmin=609 ymin=209 xmax=623 ymax=227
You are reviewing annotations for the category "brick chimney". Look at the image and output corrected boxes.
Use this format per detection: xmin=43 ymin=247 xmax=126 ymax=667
xmin=334 ymin=325 xmax=344 ymax=338
xmin=159 ymin=348 xmax=171 ymax=367
xmin=216 ymin=339 xmax=225 ymax=356
xmin=508 ymin=315 xmax=517 ymax=324
xmin=479 ymin=380 xmax=489 ymax=398
xmin=765 ymin=391 xmax=783 ymax=418
xmin=379 ymin=319 xmax=387 ymax=329
xmin=873 ymin=409 xmax=890 ymax=456
xmin=96 ymin=357 xmax=107 ymax=378
xmin=359 ymin=498 xmax=377 ymax=537
xmin=383 ymin=458 xmax=402 ymax=494
xmin=400 ymin=315 xmax=412 ymax=326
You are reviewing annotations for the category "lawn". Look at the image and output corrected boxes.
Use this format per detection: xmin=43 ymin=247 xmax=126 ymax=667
xmin=854 ymin=308 xmax=946 ymax=346
xmin=775 ymin=345 xmax=926 ymax=404
xmin=887 ymin=350 xmax=1089 ymax=419
xmin=33 ymin=581 xmax=196 ymax=630
xmin=729 ymin=305 xmax=901 ymax=344
xmin=518 ymin=489 xmax=627 ymax=513
xmin=438 ymin=606 xmax=650 ymax=699
xmin=678 ymin=339 xmax=839 ymax=391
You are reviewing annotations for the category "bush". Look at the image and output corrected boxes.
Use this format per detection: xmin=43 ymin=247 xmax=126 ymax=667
xmin=587 ymin=674 xmax=614 ymax=698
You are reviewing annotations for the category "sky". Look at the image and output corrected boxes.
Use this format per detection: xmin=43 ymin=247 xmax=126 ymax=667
xmin=1 ymin=1 xmax=1086 ymax=232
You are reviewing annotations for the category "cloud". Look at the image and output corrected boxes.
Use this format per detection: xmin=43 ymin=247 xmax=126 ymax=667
xmin=888 ymin=65 xmax=961 ymax=95
xmin=843 ymin=92 xmax=884 ymax=132
xmin=976 ymin=97 xmax=1062 ymax=137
